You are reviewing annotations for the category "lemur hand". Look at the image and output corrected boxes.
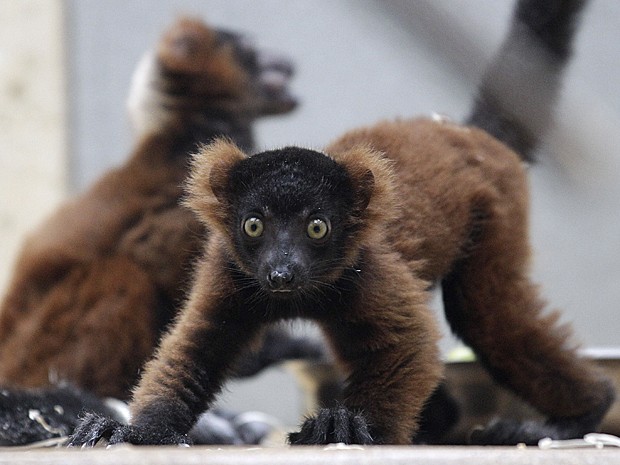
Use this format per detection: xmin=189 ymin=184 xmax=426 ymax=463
xmin=67 ymin=412 xmax=191 ymax=447
xmin=288 ymin=407 xmax=375 ymax=445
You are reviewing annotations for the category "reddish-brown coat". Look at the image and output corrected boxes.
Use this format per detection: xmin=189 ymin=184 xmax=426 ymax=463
xmin=137 ymin=117 xmax=611 ymax=443
xmin=0 ymin=17 xmax=283 ymax=400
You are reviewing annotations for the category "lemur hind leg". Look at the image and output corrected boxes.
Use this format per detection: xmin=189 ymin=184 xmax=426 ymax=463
xmin=442 ymin=192 xmax=614 ymax=445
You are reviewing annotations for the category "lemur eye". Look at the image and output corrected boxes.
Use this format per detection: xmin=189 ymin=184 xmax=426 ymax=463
xmin=307 ymin=218 xmax=329 ymax=240
xmin=243 ymin=217 xmax=264 ymax=238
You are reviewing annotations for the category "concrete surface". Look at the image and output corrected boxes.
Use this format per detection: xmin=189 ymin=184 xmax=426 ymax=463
xmin=0 ymin=445 xmax=618 ymax=465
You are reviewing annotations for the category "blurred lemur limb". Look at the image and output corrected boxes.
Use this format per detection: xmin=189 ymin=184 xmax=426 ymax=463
xmin=70 ymin=0 xmax=614 ymax=447
xmin=0 ymin=17 xmax=325 ymax=444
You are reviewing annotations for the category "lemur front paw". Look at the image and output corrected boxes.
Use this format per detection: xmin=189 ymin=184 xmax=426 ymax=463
xmin=288 ymin=407 xmax=374 ymax=445
xmin=67 ymin=413 xmax=191 ymax=447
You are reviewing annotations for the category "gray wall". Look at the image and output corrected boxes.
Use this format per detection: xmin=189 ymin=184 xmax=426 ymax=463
xmin=65 ymin=0 xmax=620 ymax=423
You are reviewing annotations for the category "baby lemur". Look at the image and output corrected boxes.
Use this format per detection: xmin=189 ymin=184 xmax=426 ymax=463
xmin=70 ymin=0 xmax=614 ymax=447
xmin=0 ymin=18 xmax=305 ymax=401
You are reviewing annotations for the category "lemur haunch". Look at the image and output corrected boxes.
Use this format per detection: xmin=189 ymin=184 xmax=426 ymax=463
xmin=70 ymin=0 xmax=614 ymax=447
xmin=0 ymin=19 xmax=308 ymax=401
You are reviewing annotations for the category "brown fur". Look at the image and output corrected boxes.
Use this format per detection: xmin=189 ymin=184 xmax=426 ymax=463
xmin=0 ymin=17 xmax=296 ymax=399
xmin=66 ymin=0 xmax=612 ymax=447
xmin=127 ymin=116 xmax=612 ymax=444
xmin=328 ymin=118 xmax=612 ymax=420
xmin=0 ymin=132 xmax=195 ymax=398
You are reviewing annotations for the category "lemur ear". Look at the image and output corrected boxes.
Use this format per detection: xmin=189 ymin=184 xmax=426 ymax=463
xmin=185 ymin=138 xmax=246 ymax=228
xmin=349 ymin=166 xmax=375 ymax=214
xmin=327 ymin=145 xmax=397 ymax=248
xmin=207 ymin=142 xmax=246 ymax=202
xmin=158 ymin=17 xmax=217 ymax=72
xmin=331 ymin=145 xmax=395 ymax=216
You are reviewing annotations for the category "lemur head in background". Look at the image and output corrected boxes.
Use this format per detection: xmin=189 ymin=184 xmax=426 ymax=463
xmin=128 ymin=17 xmax=297 ymax=139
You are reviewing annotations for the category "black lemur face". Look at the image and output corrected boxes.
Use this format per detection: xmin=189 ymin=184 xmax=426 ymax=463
xmin=225 ymin=147 xmax=359 ymax=297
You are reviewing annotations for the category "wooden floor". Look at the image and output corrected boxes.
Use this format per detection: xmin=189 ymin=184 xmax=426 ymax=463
xmin=0 ymin=445 xmax=618 ymax=465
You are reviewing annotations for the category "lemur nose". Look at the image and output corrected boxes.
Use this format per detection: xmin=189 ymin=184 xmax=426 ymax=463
xmin=268 ymin=269 xmax=294 ymax=290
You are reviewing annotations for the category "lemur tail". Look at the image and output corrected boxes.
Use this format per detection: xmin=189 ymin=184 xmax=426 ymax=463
xmin=466 ymin=0 xmax=588 ymax=162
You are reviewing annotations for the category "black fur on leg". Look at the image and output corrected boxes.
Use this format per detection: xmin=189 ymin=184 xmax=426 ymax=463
xmin=470 ymin=418 xmax=570 ymax=446
xmin=413 ymin=383 xmax=461 ymax=444
xmin=107 ymin=423 xmax=191 ymax=446
xmin=232 ymin=327 xmax=326 ymax=378
xmin=67 ymin=413 xmax=123 ymax=448
xmin=470 ymin=402 xmax=613 ymax=446
xmin=288 ymin=406 xmax=374 ymax=445
xmin=470 ymin=384 xmax=615 ymax=445
xmin=0 ymin=384 xmax=124 ymax=446
xmin=67 ymin=412 xmax=191 ymax=447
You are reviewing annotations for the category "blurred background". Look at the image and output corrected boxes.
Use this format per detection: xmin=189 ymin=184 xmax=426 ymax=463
xmin=1 ymin=0 xmax=619 ymax=426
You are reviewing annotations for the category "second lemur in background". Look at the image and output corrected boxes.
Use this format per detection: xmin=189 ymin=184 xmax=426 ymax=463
xmin=0 ymin=17 xmax=309 ymax=401
xmin=70 ymin=0 xmax=614 ymax=447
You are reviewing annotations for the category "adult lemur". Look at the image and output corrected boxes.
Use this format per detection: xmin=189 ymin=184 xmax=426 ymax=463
xmin=70 ymin=0 xmax=614 ymax=447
